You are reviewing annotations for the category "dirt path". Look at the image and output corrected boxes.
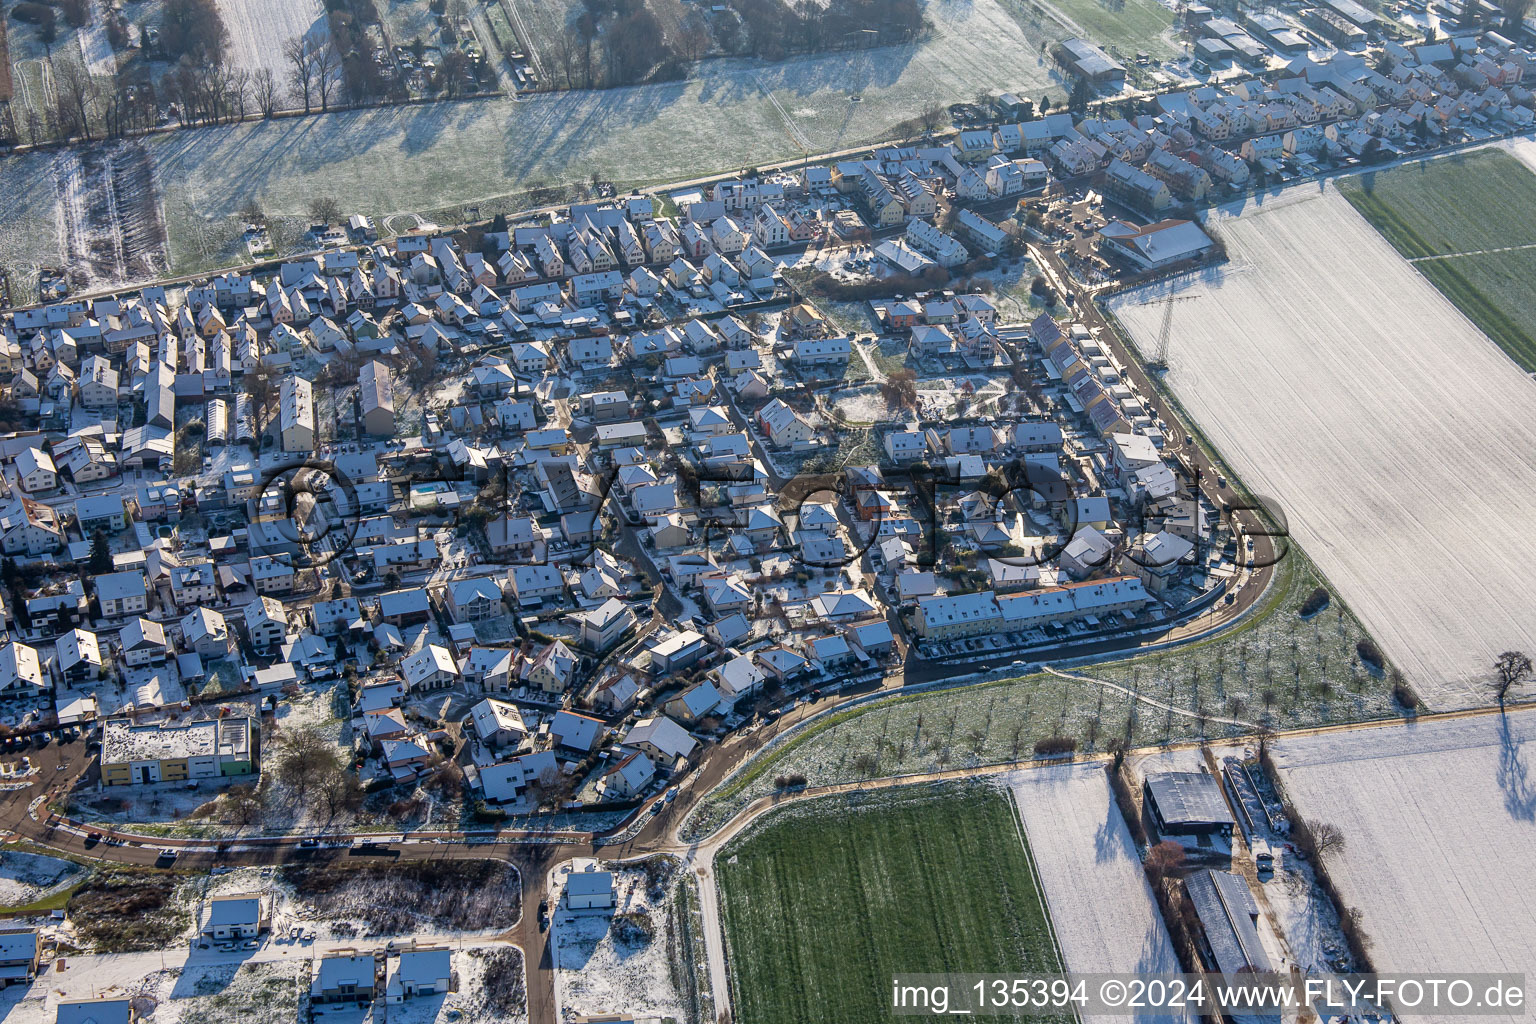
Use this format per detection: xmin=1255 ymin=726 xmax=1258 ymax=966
xmin=1407 ymin=239 xmax=1536 ymax=261
xmin=1041 ymin=664 xmax=1259 ymax=729
xmin=853 ymin=339 xmax=887 ymax=383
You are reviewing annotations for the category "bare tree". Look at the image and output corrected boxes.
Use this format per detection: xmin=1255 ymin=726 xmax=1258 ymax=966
xmin=315 ymin=40 xmax=341 ymax=111
xmin=549 ymin=27 xmax=580 ymax=89
xmin=24 ymin=107 xmax=47 ymax=146
xmin=1143 ymin=840 xmax=1187 ymax=883
xmin=318 ymin=768 xmax=364 ymax=824
xmin=1299 ymin=819 xmax=1346 ymax=862
xmin=284 ymin=34 xmax=318 ymax=113
xmin=309 ymin=196 xmax=342 ymax=224
xmin=53 ymin=57 xmax=99 ymax=141
xmin=1501 ymin=0 xmax=1534 ymax=30
xmin=271 ymin=725 xmax=342 ymax=799
xmin=229 ymin=67 xmax=251 ymax=119
xmin=253 ymin=67 xmax=279 ymax=117
xmin=1493 ymin=650 xmax=1532 ymax=702
xmin=676 ymin=13 xmax=712 ymax=61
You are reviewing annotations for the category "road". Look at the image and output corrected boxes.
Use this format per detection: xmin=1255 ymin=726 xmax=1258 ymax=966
xmin=1028 ymin=240 xmax=1279 ymax=616
xmin=8 ymin=685 xmax=1530 ymax=1024
xmin=0 ymin=230 xmax=1303 ymax=1024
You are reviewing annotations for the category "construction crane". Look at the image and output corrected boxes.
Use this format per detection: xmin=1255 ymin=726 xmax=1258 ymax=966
xmin=1140 ymin=294 xmax=1197 ymax=370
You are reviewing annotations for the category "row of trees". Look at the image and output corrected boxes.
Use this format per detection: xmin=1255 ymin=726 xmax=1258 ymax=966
xmin=0 ymin=0 xmax=491 ymax=148
xmin=546 ymin=0 xmax=690 ymax=90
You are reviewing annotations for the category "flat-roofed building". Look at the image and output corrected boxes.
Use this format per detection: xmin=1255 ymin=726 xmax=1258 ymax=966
xmin=100 ymin=715 xmax=257 ymax=786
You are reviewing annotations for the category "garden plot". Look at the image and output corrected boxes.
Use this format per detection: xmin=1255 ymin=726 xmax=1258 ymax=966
xmin=216 ymin=0 xmax=328 ymax=80
xmin=1268 ymin=710 xmax=1536 ymax=1021
xmin=1107 ymin=184 xmax=1536 ymax=709
xmin=553 ymin=860 xmax=689 ymax=1023
xmin=50 ymin=141 xmax=169 ymax=292
xmin=1002 ymin=762 xmax=1193 ymax=1024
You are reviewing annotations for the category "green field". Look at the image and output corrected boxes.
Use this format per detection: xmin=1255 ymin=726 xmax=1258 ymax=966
xmin=717 ymin=785 xmax=1068 ymax=1024
xmin=999 ymin=0 xmax=1177 ymax=60
xmin=1338 ymin=149 xmax=1536 ymax=371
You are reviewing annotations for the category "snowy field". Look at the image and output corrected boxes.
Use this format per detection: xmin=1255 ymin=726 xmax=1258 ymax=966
xmin=1269 ymin=710 xmax=1536 ymax=1023
xmin=1003 ymin=763 xmax=1194 ymax=1024
xmin=216 ymin=0 xmax=328 ymax=80
xmin=1108 ymin=182 xmax=1536 ymax=708
xmin=0 ymin=0 xmax=1062 ymax=296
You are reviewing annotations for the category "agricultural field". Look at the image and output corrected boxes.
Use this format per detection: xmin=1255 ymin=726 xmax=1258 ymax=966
xmin=684 ymin=557 xmax=1402 ymax=839
xmin=1000 ymin=0 xmax=1179 ymax=60
xmin=215 ymin=0 xmax=328 ymax=81
xmin=1004 ymin=763 xmax=1193 ymax=1024
xmin=0 ymin=0 xmax=1062 ymax=300
xmin=1108 ymin=183 xmax=1536 ymax=710
xmin=1268 ymin=709 xmax=1536 ymax=1018
xmin=716 ymin=783 xmax=1069 ymax=1024
xmin=1338 ymin=146 xmax=1536 ymax=370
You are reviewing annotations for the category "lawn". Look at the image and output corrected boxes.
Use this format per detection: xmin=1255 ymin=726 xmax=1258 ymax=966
xmin=717 ymin=784 xmax=1069 ymax=1024
xmin=1338 ymin=149 xmax=1536 ymax=370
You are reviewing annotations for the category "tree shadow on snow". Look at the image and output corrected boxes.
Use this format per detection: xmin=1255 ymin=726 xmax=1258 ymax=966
xmin=1495 ymin=708 xmax=1536 ymax=823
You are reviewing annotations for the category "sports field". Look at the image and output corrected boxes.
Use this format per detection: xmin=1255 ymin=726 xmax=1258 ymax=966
xmin=1338 ymin=147 xmax=1536 ymax=371
xmin=716 ymin=784 xmax=1069 ymax=1024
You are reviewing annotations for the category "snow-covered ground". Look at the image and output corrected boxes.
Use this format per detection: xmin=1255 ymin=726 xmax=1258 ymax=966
xmin=1269 ymin=710 xmax=1536 ymax=1023
xmin=0 ymin=851 xmax=83 ymax=907
xmin=198 ymin=864 xmax=520 ymax=942
xmin=215 ymin=0 xmax=328 ymax=80
xmin=76 ymin=19 xmax=117 ymax=76
xmin=1108 ymin=180 xmax=1536 ymax=709
xmin=552 ymin=861 xmax=687 ymax=1024
xmin=0 ymin=944 xmax=522 ymax=1024
xmin=1003 ymin=762 xmax=1195 ymax=1024
xmin=0 ymin=0 xmax=1064 ymax=295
